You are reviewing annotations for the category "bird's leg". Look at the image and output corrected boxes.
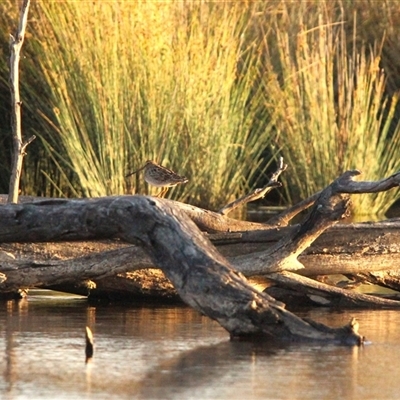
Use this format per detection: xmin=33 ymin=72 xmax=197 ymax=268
xmin=155 ymin=187 xmax=168 ymax=198
xmin=161 ymin=187 xmax=170 ymax=198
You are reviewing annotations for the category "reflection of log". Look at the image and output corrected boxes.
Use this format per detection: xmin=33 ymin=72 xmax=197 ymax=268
xmin=0 ymin=185 xmax=363 ymax=344
xmin=85 ymin=326 xmax=94 ymax=361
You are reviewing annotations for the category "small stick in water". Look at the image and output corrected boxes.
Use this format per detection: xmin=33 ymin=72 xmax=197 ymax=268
xmin=85 ymin=326 xmax=94 ymax=362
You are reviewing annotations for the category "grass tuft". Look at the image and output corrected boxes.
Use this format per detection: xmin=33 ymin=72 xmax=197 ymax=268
xmin=259 ymin=4 xmax=400 ymax=217
xmin=19 ymin=1 xmax=273 ymax=209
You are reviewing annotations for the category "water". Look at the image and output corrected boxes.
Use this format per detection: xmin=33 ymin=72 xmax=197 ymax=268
xmin=1 ymin=291 xmax=400 ymax=400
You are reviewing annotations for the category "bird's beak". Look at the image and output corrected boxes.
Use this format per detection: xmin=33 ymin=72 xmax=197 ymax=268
xmin=125 ymin=164 xmax=145 ymax=178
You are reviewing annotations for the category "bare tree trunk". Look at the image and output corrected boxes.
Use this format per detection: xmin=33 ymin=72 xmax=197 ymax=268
xmin=7 ymin=0 xmax=35 ymax=204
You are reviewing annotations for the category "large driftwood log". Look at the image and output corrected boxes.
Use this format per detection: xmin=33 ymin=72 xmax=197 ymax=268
xmin=2 ymin=219 xmax=400 ymax=283
xmin=1 ymin=170 xmax=400 ymax=313
xmin=1 ymin=218 xmax=400 ymax=306
xmin=2 ymin=220 xmax=400 ymax=304
xmin=0 ymin=188 xmax=363 ymax=344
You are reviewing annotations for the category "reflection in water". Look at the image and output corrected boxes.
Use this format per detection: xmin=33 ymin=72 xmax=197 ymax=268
xmin=0 ymin=292 xmax=400 ymax=399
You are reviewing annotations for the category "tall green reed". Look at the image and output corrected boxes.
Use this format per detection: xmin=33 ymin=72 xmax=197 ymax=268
xmin=16 ymin=1 xmax=274 ymax=209
xmin=2 ymin=0 xmax=400 ymax=216
xmin=259 ymin=4 xmax=400 ymax=217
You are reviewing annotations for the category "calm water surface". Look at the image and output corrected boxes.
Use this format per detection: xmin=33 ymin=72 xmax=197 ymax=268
xmin=1 ymin=291 xmax=400 ymax=400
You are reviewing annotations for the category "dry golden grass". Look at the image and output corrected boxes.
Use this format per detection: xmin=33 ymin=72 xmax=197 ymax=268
xmin=17 ymin=1 xmax=273 ymax=209
xmin=257 ymin=2 xmax=400 ymax=217
xmin=1 ymin=0 xmax=400 ymax=216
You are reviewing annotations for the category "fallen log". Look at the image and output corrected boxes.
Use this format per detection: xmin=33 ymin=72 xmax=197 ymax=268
xmin=2 ymin=221 xmax=400 ymax=302
xmin=1 ymin=207 xmax=400 ymax=303
xmin=1 ymin=207 xmax=400 ymax=298
xmin=1 ymin=170 xmax=400 ymax=342
xmin=2 ymin=219 xmax=400 ymax=284
xmin=0 ymin=185 xmax=364 ymax=344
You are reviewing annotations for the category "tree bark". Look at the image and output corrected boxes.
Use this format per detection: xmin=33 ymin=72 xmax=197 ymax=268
xmin=2 ymin=170 xmax=400 ymax=343
xmin=0 ymin=192 xmax=363 ymax=344
xmin=8 ymin=0 xmax=35 ymax=203
xmin=265 ymin=271 xmax=400 ymax=308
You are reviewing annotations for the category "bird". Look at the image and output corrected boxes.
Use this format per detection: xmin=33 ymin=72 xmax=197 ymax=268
xmin=126 ymin=160 xmax=188 ymax=197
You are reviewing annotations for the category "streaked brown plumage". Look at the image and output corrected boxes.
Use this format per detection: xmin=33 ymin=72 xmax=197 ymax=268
xmin=126 ymin=160 xmax=188 ymax=197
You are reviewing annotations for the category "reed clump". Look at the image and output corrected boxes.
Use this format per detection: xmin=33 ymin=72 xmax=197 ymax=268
xmin=257 ymin=2 xmax=400 ymax=217
xmin=3 ymin=1 xmax=273 ymax=210
xmin=1 ymin=1 xmax=400 ymax=216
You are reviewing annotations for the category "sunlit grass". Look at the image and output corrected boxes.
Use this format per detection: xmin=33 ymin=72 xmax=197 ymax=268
xmin=15 ymin=1 xmax=274 ymax=209
xmin=1 ymin=1 xmax=400 ymax=216
xmin=259 ymin=3 xmax=400 ymax=217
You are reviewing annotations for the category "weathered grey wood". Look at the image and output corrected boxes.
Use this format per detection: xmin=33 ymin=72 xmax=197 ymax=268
xmin=221 ymin=220 xmax=400 ymax=276
xmin=231 ymin=193 xmax=351 ymax=274
xmin=266 ymin=169 xmax=400 ymax=227
xmin=2 ymin=215 xmax=400 ymax=295
xmin=0 ymin=245 xmax=152 ymax=291
xmin=333 ymin=169 xmax=400 ymax=194
xmin=172 ymin=201 xmax=273 ymax=231
xmin=265 ymin=192 xmax=320 ymax=227
xmin=8 ymin=0 xmax=35 ymax=204
xmin=218 ymin=157 xmax=287 ymax=216
xmin=0 ymin=191 xmax=349 ymax=288
xmin=0 ymin=194 xmax=273 ymax=233
xmin=1 ymin=170 xmax=400 ymax=341
xmin=0 ymin=194 xmax=363 ymax=344
xmin=349 ymin=270 xmax=400 ymax=293
xmin=2 ymin=216 xmax=400 ymax=297
xmin=265 ymin=271 xmax=400 ymax=308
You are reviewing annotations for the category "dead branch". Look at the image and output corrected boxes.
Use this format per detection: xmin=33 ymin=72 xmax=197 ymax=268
xmin=0 ymin=194 xmax=276 ymax=233
xmin=218 ymin=157 xmax=287 ymax=216
xmin=263 ymin=168 xmax=400 ymax=227
xmin=230 ymin=176 xmax=351 ymax=274
xmin=266 ymin=271 xmax=400 ymax=308
xmin=8 ymin=0 xmax=35 ymax=204
xmin=335 ymin=170 xmax=400 ymax=193
xmin=163 ymin=200 xmax=275 ymax=232
xmin=0 ymin=244 xmax=152 ymax=291
xmin=266 ymin=192 xmax=320 ymax=227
